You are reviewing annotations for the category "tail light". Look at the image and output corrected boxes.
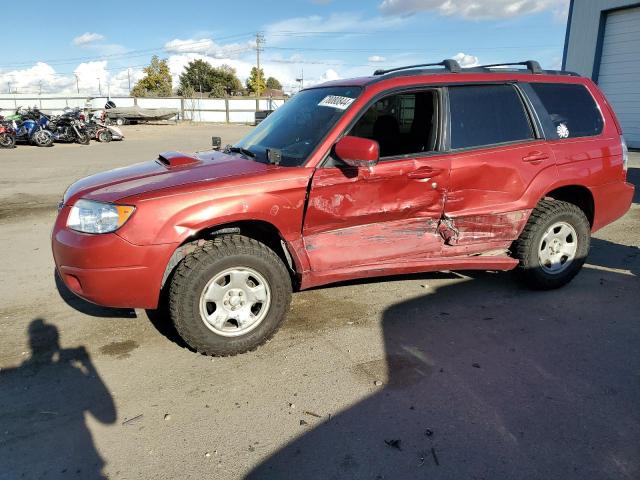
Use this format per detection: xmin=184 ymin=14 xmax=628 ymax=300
xmin=621 ymin=135 xmax=629 ymax=173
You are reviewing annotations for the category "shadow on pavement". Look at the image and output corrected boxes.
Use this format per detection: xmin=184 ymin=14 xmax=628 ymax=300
xmin=0 ymin=318 xmax=116 ymax=479
xmin=247 ymin=239 xmax=640 ymax=479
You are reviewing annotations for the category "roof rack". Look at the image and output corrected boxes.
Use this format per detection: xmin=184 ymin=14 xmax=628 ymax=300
xmin=373 ymin=59 xmax=461 ymax=76
xmin=475 ymin=60 xmax=543 ymax=74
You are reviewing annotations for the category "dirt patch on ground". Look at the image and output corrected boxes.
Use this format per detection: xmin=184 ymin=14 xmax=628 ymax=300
xmin=284 ymin=290 xmax=370 ymax=332
xmin=0 ymin=193 xmax=59 ymax=221
xmin=99 ymin=340 xmax=139 ymax=358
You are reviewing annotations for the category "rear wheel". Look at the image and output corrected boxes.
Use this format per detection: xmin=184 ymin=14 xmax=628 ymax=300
xmin=32 ymin=130 xmax=53 ymax=147
xmin=513 ymin=199 xmax=590 ymax=289
xmin=98 ymin=130 xmax=112 ymax=143
xmin=169 ymin=235 xmax=292 ymax=356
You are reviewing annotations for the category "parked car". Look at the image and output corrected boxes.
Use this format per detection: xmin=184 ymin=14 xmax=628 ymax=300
xmin=52 ymin=59 xmax=634 ymax=356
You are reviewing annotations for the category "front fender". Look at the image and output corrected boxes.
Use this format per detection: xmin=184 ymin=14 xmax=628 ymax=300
xmin=115 ymin=174 xmax=310 ymax=246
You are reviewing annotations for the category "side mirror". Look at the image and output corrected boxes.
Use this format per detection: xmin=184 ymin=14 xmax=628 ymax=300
xmin=211 ymin=136 xmax=222 ymax=150
xmin=334 ymin=136 xmax=379 ymax=168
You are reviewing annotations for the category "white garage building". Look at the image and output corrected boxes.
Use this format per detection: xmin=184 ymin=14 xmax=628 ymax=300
xmin=563 ymin=0 xmax=640 ymax=148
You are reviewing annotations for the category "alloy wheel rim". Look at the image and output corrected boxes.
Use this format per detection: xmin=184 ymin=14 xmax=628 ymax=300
xmin=199 ymin=267 xmax=271 ymax=337
xmin=538 ymin=221 xmax=578 ymax=274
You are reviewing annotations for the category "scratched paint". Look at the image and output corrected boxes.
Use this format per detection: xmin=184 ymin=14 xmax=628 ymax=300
xmin=441 ymin=209 xmax=532 ymax=246
xmin=304 ymin=217 xmax=441 ymax=271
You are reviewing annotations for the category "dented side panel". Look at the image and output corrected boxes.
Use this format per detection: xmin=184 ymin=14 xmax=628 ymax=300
xmin=303 ymin=156 xmax=450 ymax=271
xmin=439 ymin=209 xmax=532 ymax=246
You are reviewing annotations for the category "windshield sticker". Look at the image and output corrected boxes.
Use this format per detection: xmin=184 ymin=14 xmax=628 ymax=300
xmin=318 ymin=95 xmax=355 ymax=110
xmin=557 ymin=123 xmax=570 ymax=138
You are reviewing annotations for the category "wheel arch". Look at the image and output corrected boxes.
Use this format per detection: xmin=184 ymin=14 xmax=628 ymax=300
xmin=543 ymin=184 xmax=595 ymax=227
xmin=160 ymin=219 xmax=302 ymax=291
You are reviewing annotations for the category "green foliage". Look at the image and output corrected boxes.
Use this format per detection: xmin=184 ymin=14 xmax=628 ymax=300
xmin=178 ymin=60 xmax=241 ymax=97
xmin=246 ymin=67 xmax=266 ymax=96
xmin=266 ymin=76 xmax=282 ymax=90
xmin=131 ymin=56 xmax=172 ymax=97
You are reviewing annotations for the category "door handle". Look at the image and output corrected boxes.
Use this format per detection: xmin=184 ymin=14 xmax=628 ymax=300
xmin=522 ymin=151 xmax=549 ymax=164
xmin=408 ymin=167 xmax=440 ymax=179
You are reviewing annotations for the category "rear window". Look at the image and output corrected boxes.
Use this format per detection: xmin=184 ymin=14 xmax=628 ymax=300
xmin=529 ymin=83 xmax=603 ymax=139
xmin=449 ymin=85 xmax=534 ymax=149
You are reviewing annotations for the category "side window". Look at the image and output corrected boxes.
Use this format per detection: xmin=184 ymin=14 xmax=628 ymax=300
xmin=449 ymin=84 xmax=534 ymax=150
xmin=348 ymin=90 xmax=438 ymax=159
xmin=529 ymin=83 xmax=603 ymax=139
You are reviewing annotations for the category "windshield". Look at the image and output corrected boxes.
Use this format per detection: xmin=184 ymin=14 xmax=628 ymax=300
xmin=234 ymin=86 xmax=362 ymax=166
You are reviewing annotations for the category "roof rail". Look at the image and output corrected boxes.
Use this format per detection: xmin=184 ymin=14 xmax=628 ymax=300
xmin=373 ymin=59 xmax=461 ymax=76
xmin=476 ymin=60 xmax=543 ymax=74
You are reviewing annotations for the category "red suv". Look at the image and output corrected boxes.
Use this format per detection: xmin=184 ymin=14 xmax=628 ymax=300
xmin=52 ymin=59 xmax=634 ymax=356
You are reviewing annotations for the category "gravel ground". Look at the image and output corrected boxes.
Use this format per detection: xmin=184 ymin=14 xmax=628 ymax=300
xmin=0 ymin=124 xmax=638 ymax=480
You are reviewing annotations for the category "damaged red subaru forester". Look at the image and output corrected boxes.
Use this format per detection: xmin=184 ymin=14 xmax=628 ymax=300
xmin=52 ymin=60 xmax=634 ymax=356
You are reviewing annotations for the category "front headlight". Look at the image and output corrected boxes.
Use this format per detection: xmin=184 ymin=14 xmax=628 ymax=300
xmin=67 ymin=199 xmax=135 ymax=234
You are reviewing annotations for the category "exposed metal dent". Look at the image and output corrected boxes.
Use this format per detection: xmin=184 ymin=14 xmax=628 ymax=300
xmin=438 ymin=209 xmax=531 ymax=246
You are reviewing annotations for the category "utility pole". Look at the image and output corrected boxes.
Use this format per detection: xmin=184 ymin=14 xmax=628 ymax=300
xmin=127 ymin=69 xmax=131 ymax=93
xmin=295 ymin=69 xmax=304 ymax=92
xmin=255 ymin=32 xmax=265 ymax=98
xmin=74 ymin=75 xmax=80 ymax=94
xmin=39 ymin=81 xmax=42 ymax=95
xmin=98 ymin=78 xmax=102 ymax=96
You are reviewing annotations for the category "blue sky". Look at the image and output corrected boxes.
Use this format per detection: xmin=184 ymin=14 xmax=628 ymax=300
xmin=0 ymin=0 xmax=569 ymax=95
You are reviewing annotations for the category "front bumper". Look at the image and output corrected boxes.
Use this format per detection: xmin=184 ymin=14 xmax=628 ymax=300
xmin=52 ymin=206 xmax=177 ymax=309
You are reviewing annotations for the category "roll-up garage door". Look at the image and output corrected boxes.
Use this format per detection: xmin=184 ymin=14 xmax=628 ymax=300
xmin=597 ymin=6 xmax=640 ymax=148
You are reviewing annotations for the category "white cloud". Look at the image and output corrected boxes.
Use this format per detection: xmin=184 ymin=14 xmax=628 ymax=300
xmin=73 ymin=32 xmax=105 ymax=46
xmin=164 ymin=38 xmax=255 ymax=59
xmin=368 ymin=55 xmax=386 ymax=63
xmin=453 ymin=52 xmax=479 ymax=67
xmin=379 ymin=0 xmax=569 ymax=20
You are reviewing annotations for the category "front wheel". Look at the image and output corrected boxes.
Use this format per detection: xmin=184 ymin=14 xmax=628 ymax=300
xmin=512 ymin=199 xmax=591 ymax=290
xmin=0 ymin=133 xmax=15 ymax=148
xmin=168 ymin=235 xmax=292 ymax=356
xmin=76 ymin=132 xmax=90 ymax=145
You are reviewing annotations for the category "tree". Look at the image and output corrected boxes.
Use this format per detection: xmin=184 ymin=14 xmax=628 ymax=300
xmin=246 ymin=67 xmax=266 ymax=96
xmin=266 ymin=76 xmax=282 ymax=90
xmin=131 ymin=56 xmax=172 ymax=97
xmin=178 ymin=60 xmax=241 ymax=97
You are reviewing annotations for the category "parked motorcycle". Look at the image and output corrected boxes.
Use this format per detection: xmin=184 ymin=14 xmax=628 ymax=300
xmin=89 ymin=110 xmax=125 ymax=142
xmin=43 ymin=108 xmax=90 ymax=144
xmin=0 ymin=121 xmax=16 ymax=148
xmin=11 ymin=108 xmax=53 ymax=147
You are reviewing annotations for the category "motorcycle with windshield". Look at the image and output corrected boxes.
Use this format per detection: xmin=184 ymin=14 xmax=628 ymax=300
xmin=10 ymin=107 xmax=53 ymax=147
xmin=43 ymin=108 xmax=90 ymax=144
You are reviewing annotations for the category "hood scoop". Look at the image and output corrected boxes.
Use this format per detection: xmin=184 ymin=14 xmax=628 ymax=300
xmin=157 ymin=151 xmax=201 ymax=169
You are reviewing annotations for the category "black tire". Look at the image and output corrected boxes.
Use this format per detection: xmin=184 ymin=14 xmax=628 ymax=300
xmin=98 ymin=130 xmax=112 ymax=143
xmin=168 ymin=235 xmax=292 ymax=356
xmin=0 ymin=133 xmax=15 ymax=148
xmin=512 ymin=199 xmax=590 ymax=290
xmin=76 ymin=132 xmax=90 ymax=145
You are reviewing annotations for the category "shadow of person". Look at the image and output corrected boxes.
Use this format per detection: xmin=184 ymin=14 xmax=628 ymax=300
xmin=0 ymin=318 xmax=116 ymax=479
xmin=247 ymin=244 xmax=640 ymax=478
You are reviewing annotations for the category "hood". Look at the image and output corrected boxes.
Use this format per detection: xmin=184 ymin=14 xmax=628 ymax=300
xmin=63 ymin=150 xmax=276 ymax=205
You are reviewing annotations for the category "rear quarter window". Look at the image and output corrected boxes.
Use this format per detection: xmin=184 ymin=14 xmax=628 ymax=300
xmin=529 ymin=83 xmax=604 ymax=139
xmin=448 ymin=84 xmax=534 ymax=150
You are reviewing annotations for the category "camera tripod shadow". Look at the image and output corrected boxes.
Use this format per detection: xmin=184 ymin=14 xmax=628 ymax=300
xmin=0 ymin=318 xmax=116 ymax=479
